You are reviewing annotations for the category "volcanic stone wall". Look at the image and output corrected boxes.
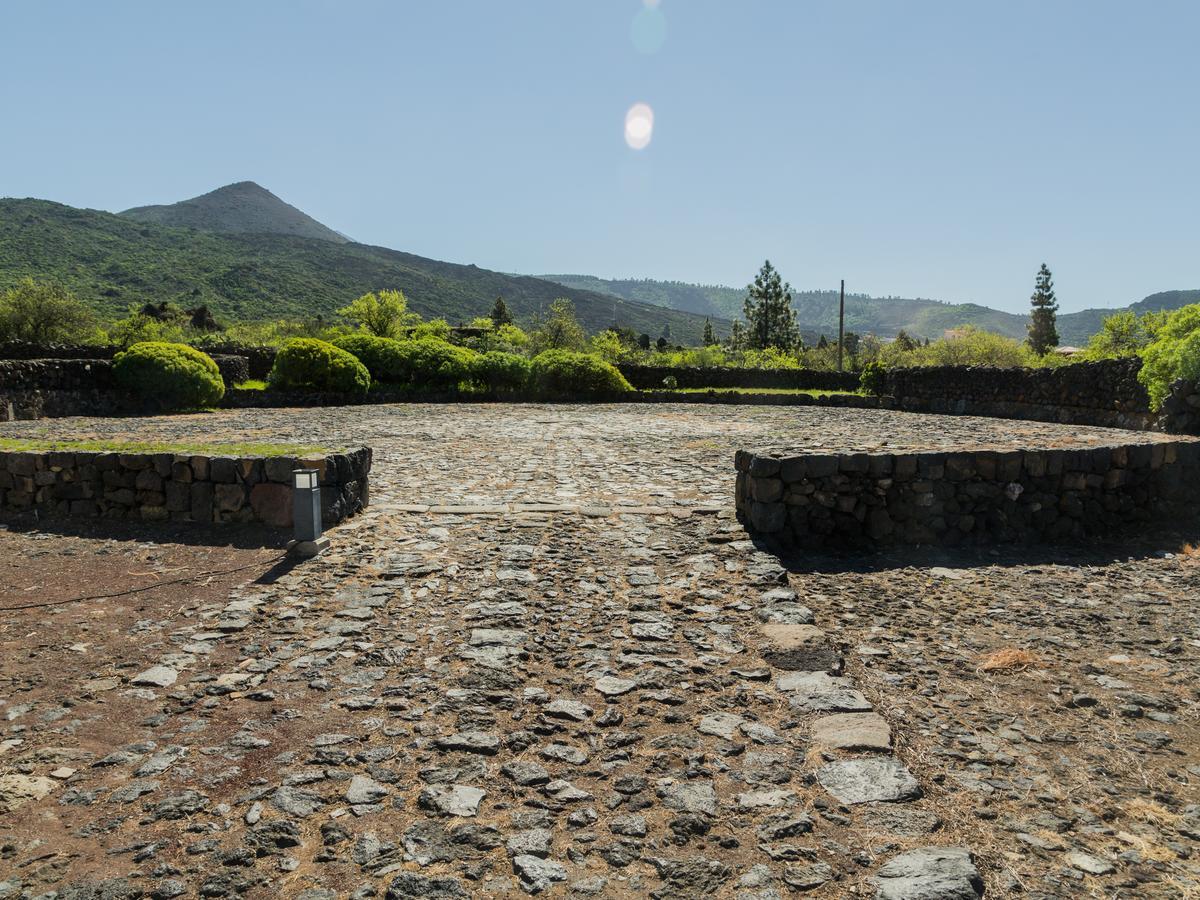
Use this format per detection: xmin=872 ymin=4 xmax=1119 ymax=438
xmin=0 ymin=447 xmax=371 ymax=529
xmin=0 ymin=357 xmax=249 ymax=421
xmin=618 ymin=364 xmax=860 ymax=391
xmin=735 ymin=439 xmax=1200 ymax=549
xmin=882 ymin=359 xmax=1155 ymax=429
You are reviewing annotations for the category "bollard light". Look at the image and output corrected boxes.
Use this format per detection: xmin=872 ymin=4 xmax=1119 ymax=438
xmin=288 ymin=468 xmax=328 ymax=558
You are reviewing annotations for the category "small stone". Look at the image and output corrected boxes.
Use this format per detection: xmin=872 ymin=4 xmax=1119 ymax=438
xmin=132 ymin=666 xmax=178 ymax=688
xmin=512 ymin=854 xmax=567 ymax=893
xmin=0 ymin=774 xmax=55 ymax=812
xmin=758 ymin=624 xmax=842 ymax=673
xmin=811 ymin=712 xmax=892 ymax=752
xmin=507 ymin=828 xmax=553 ymax=858
xmin=502 ymin=760 xmax=551 ymax=786
xmin=418 ymin=784 xmax=486 ymax=817
xmin=594 ymin=676 xmax=637 ymax=697
xmin=873 ymin=846 xmax=983 ymax=900
xmin=435 ymin=732 xmax=500 ymax=755
xmin=698 ymin=712 xmax=746 ymax=740
xmin=346 ymin=775 xmax=389 ymax=805
xmin=543 ymin=699 xmax=592 ymax=721
xmin=1066 ymin=851 xmax=1115 ymax=875
xmin=737 ymin=789 xmax=796 ymax=811
xmin=660 ymin=780 xmax=718 ymax=816
xmin=816 ymin=758 xmax=921 ymax=805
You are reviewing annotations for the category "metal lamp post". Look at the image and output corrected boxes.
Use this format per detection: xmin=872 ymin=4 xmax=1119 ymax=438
xmin=288 ymin=468 xmax=329 ymax=558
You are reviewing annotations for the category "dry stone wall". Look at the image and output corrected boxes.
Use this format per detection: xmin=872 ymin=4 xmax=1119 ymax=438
xmin=735 ymin=438 xmax=1200 ymax=549
xmin=882 ymin=358 xmax=1153 ymax=429
xmin=0 ymin=357 xmax=248 ymax=421
xmin=0 ymin=447 xmax=370 ymax=529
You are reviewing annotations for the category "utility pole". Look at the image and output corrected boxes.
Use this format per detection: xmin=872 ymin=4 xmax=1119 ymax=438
xmin=837 ymin=279 xmax=845 ymax=372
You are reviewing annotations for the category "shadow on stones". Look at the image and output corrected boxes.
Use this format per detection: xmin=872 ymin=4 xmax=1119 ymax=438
xmin=252 ymin=555 xmax=307 ymax=584
xmin=0 ymin=512 xmax=287 ymax=550
xmin=743 ymin=521 xmax=1200 ymax=576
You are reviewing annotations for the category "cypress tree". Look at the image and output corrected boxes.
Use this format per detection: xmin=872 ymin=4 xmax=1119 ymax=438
xmin=1027 ymin=264 xmax=1059 ymax=354
xmin=702 ymin=318 xmax=716 ymax=346
xmin=490 ymin=296 xmax=513 ymax=328
xmin=743 ymin=260 xmax=799 ymax=350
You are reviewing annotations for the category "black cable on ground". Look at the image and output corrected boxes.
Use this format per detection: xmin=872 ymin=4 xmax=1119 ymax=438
xmin=0 ymin=554 xmax=286 ymax=612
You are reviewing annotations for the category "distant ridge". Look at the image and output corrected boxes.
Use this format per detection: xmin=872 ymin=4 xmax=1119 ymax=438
xmin=121 ymin=181 xmax=350 ymax=244
xmin=541 ymin=274 xmax=1200 ymax=345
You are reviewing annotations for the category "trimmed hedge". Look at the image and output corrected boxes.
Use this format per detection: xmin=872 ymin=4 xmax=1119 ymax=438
xmin=389 ymin=338 xmax=478 ymax=389
xmin=268 ymin=338 xmax=370 ymax=395
xmin=112 ymin=342 xmax=225 ymax=410
xmin=331 ymin=334 xmax=401 ymax=383
xmin=472 ymin=351 xmax=532 ymax=393
xmin=531 ymin=349 xmax=633 ymax=399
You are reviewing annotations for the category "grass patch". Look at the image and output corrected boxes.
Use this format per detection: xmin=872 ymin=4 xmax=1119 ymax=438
xmin=977 ymin=648 xmax=1041 ymax=673
xmin=233 ymin=379 xmax=269 ymax=391
xmin=0 ymin=437 xmax=334 ymax=457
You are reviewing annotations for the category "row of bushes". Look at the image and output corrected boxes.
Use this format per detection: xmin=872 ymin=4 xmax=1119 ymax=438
xmin=102 ymin=337 xmax=636 ymax=411
xmin=268 ymin=336 xmax=633 ymax=400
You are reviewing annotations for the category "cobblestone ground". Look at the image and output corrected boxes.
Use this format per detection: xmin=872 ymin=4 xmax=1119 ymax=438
xmin=1 ymin=405 xmax=1197 ymax=899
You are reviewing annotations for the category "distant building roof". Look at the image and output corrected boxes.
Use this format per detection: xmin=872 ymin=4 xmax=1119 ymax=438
xmin=1053 ymin=345 xmax=1083 ymax=355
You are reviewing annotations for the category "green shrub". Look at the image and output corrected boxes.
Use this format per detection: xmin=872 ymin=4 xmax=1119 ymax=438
xmin=268 ymin=338 xmax=370 ymax=395
xmin=113 ymin=342 xmax=225 ymax=410
xmin=1138 ymin=304 xmax=1200 ymax=409
xmin=662 ymin=375 xmax=679 ymax=389
xmin=859 ymin=360 xmax=886 ymax=396
xmin=332 ymin=333 xmax=404 ymax=382
xmin=530 ymin=349 xmax=633 ymax=399
xmin=472 ymin=351 xmax=532 ymax=393
xmin=389 ymin=338 xmax=478 ymax=389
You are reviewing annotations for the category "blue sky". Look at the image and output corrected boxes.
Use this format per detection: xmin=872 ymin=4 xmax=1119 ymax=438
xmin=2 ymin=0 xmax=1196 ymax=313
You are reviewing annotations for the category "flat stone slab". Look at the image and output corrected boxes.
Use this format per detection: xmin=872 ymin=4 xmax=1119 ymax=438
xmin=816 ymin=758 xmax=921 ymax=805
xmin=811 ymin=712 xmax=892 ymax=751
xmin=131 ymin=665 xmax=178 ymax=687
xmin=758 ymin=623 xmax=842 ymax=673
xmin=873 ymin=847 xmax=983 ymax=900
xmin=776 ymin=671 xmax=874 ymax=713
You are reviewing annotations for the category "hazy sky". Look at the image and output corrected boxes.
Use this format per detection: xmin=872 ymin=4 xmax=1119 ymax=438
xmin=2 ymin=0 xmax=1196 ymax=313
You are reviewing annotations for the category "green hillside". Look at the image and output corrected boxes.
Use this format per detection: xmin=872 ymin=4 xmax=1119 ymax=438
xmin=542 ymin=274 xmax=1200 ymax=345
xmin=0 ymin=198 xmax=721 ymax=342
xmin=122 ymin=181 xmax=351 ymax=244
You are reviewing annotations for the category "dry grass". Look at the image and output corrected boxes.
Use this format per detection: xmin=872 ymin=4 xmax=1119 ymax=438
xmin=1124 ymin=798 xmax=1185 ymax=829
xmin=977 ymin=647 xmax=1040 ymax=673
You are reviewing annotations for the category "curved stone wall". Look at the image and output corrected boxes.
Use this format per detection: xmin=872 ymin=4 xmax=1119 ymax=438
xmin=0 ymin=447 xmax=371 ymax=530
xmin=735 ymin=437 xmax=1200 ymax=549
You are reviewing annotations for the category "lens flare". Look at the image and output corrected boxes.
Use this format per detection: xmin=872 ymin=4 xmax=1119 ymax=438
xmin=631 ymin=4 xmax=666 ymax=54
xmin=624 ymin=103 xmax=654 ymax=150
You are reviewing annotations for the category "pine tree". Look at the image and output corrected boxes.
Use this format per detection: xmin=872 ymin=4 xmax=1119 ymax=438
xmin=894 ymin=329 xmax=917 ymax=352
xmin=728 ymin=320 xmax=747 ymax=351
xmin=702 ymin=319 xmax=716 ymax=346
xmin=490 ymin=296 xmax=513 ymax=328
xmin=1026 ymin=263 xmax=1059 ymax=355
xmin=743 ymin=260 xmax=799 ymax=350
xmin=817 ymin=334 xmax=829 ymax=350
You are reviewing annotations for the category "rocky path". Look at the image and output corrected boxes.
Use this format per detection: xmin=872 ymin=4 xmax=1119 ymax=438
xmin=1 ymin=404 xmax=1198 ymax=898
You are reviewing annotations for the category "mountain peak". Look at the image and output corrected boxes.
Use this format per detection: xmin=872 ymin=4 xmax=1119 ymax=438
xmin=120 ymin=181 xmax=349 ymax=244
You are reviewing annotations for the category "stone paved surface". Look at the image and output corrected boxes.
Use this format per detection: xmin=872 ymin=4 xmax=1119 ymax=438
xmin=1 ymin=404 xmax=1198 ymax=899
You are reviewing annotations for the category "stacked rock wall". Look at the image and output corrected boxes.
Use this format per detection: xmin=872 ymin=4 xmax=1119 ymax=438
xmin=735 ymin=439 xmax=1200 ymax=549
xmin=618 ymin=364 xmax=860 ymax=391
xmin=0 ymin=357 xmax=249 ymax=421
xmin=0 ymin=447 xmax=371 ymax=529
xmin=882 ymin=359 xmax=1155 ymax=430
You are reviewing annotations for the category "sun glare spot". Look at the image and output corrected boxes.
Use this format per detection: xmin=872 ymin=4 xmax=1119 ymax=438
xmin=624 ymin=103 xmax=655 ymax=150
xmin=631 ymin=4 xmax=666 ymax=54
